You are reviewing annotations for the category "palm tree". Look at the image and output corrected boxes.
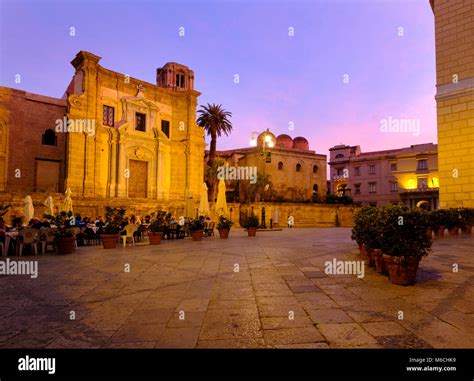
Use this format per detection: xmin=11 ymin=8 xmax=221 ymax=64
xmin=197 ymin=103 xmax=233 ymax=200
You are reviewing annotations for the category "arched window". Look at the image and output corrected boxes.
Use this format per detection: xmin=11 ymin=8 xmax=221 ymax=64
xmin=42 ymin=129 xmax=57 ymax=146
xmin=278 ymin=162 xmax=283 ymax=170
xmin=335 ymin=153 xmax=344 ymax=159
xmin=296 ymin=163 xmax=302 ymax=172
xmin=180 ymin=74 xmax=185 ymax=88
xmin=176 ymin=74 xmax=180 ymax=87
xmin=313 ymin=165 xmax=318 ymax=174
xmin=313 ymin=184 xmax=319 ymax=193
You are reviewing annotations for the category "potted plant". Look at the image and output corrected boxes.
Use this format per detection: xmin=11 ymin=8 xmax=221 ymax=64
xmin=243 ymin=215 xmax=259 ymax=237
xmin=445 ymin=208 xmax=462 ymax=236
xmin=101 ymin=207 xmax=125 ymax=249
xmin=460 ymin=208 xmax=474 ymax=234
xmin=148 ymin=210 xmax=165 ymax=245
xmin=380 ymin=206 xmax=432 ymax=285
xmin=429 ymin=209 xmax=448 ymax=237
xmin=190 ymin=217 xmax=205 ymax=241
xmin=55 ymin=228 xmax=76 ymax=254
xmin=216 ymin=216 xmax=233 ymax=239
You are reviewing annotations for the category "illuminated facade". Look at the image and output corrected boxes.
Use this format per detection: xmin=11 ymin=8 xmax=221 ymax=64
xmin=205 ymin=130 xmax=327 ymax=202
xmin=329 ymin=143 xmax=439 ymax=209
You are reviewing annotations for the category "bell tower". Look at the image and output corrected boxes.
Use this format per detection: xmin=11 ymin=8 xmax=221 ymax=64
xmin=156 ymin=62 xmax=194 ymax=91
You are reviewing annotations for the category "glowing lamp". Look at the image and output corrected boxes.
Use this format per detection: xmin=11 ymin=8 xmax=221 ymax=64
xmin=268 ymin=141 xmax=274 ymax=148
xmin=407 ymin=179 xmax=416 ymax=190
xmin=250 ymin=138 xmax=257 ymax=147
xmin=264 ymin=135 xmax=271 ymax=143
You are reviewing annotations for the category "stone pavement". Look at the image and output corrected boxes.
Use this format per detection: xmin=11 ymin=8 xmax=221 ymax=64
xmin=0 ymin=228 xmax=473 ymax=348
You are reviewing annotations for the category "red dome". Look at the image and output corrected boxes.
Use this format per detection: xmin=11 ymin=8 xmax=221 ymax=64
xmin=293 ymin=136 xmax=309 ymax=150
xmin=276 ymin=134 xmax=293 ymax=149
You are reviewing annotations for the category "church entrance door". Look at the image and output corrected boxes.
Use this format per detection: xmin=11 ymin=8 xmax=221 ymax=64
xmin=129 ymin=159 xmax=148 ymax=198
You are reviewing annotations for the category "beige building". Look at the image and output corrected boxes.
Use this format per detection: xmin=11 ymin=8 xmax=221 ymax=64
xmin=329 ymin=143 xmax=439 ymax=209
xmin=206 ymin=130 xmax=327 ymax=202
xmin=430 ymin=0 xmax=474 ymax=208
xmin=0 ymin=50 xmax=205 ymax=217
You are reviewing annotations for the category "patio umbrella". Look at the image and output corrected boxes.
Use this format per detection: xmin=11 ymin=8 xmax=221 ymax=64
xmin=184 ymin=189 xmax=194 ymax=218
xmin=44 ymin=196 xmax=54 ymax=216
xmin=215 ymin=178 xmax=228 ymax=216
xmin=24 ymin=195 xmax=34 ymax=225
xmin=61 ymin=187 xmax=73 ymax=213
xmin=198 ymin=183 xmax=210 ymax=217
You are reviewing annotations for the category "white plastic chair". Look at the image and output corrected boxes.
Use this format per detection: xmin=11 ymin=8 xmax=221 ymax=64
xmin=122 ymin=224 xmax=138 ymax=247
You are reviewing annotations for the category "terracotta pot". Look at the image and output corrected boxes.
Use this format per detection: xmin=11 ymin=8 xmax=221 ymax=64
xmin=218 ymin=228 xmax=230 ymax=239
xmin=462 ymin=225 xmax=472 ymax=234
xmin=448 ymin=227 xmax=459 ymax=236
xmin=247 ymin=227 xmax=257 ymax=237
xmin=367 ymin=249 xmax=376 ymax=267
xmin=191 ymin=230 xmax=204 ymax=241
xmin=148 ymin=232 xmax=162 ymax=245
xmin=383 ymin=254 xmax=421 ymax=286
xmin=359 ymin=244 xmax=369 ymax=261
xmin=102 ymin=234 xmax=119 ymax=249
xmin=372 ymin=249 xmax=388 ymax=274
xmin=434 ymin=226 xmax=446 ymax=237
xmin=56 ymin=237 xmax=76 ymax=255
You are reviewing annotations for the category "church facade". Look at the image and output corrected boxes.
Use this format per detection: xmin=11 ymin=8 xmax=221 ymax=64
xmin=0 ymin=51 xmax=205 ymax=217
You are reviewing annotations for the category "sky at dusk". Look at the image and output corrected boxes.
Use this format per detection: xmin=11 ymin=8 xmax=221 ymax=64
xmin=0 ymin=0 xmax=437 ymax=157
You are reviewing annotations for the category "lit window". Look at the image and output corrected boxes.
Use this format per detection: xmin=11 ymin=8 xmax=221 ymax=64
xmin=369 ymin=182 xmax=377 ymax=193
xmin=354 ymin=184 xmax=361 ymax=194
xmin=390 ymin=182 xmax=398 ymax=192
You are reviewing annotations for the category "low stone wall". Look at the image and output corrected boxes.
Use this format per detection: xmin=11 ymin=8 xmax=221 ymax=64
xmin=223 ymin=203 xmax=357 ymax=228
xmin=0 ymin=192 xmax=357 ymax=227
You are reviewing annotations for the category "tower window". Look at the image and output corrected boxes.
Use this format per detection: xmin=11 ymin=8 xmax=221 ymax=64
xmin=335 ymin=153 xmax=344 ymax=159
xmin=161 ymin=120 xmax=170 ymax=138
xmin=135 ymin=113 xmax=146 ymax=132
xmin=42 ymin=129 xmax=57 ymax=146
xmin=278 ymin=162 xmax=283 ymax=170
xmin=313 ymin=165 xmax=318 ymax=174
xmin=296 ymin=163 xmax=302 ymax=172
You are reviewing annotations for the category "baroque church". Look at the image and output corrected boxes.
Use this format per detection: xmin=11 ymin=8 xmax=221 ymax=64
xmin=0 ymin=51 xmax=205 ymax=217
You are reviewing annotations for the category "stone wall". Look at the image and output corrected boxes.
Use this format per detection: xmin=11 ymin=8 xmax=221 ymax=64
xmin=0 ymin=192 xmax=356 ymax=228
xmin=432 ymin=0 xmax=474 ymax=208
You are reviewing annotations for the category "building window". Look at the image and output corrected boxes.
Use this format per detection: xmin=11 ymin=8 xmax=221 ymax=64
xmin=313 ymin=184 xmax=319 ymax=193
xmin=390 ymin=162 xmax=397 ymax=171
xmin=42 ymin=129 xmax=57 ymax=146
xmin=278 ymin=162 xmax=283 ymax=170
xmin=335 ymin=153 xmax=344 ymax=159
xmin=417 ymin=159 xmax=428 ymax=170
xmin=418 ymin=177 xmax=428 ymax=190
xmin=336 ymin=168 xmax=345 ymax=176
xmin=354 ymin=183 xmax=361 ymax=195
xmin=369 ymin=182 xmax=377 ymax=193
xmin=390 ymin=182 xmax=398 ymax=192
xmin=354 ymin=167 xmax=360 ymax=176
xmin=103 ymin=105 xmax=114 ymax=127
xmin=135 ymin=113 xmax=146 ymax=132
xmin=313 ymin=165 xmax=318 ymax=174
xmin=175 ymin=74 xmax=185 ymax=88
xmin=161 ymin=120 xmax=170 ymax=138
xmin=369 ymin=165 xmax=376 ymax=174
xmin=296 ymin=163 xmax=302 ymax=172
